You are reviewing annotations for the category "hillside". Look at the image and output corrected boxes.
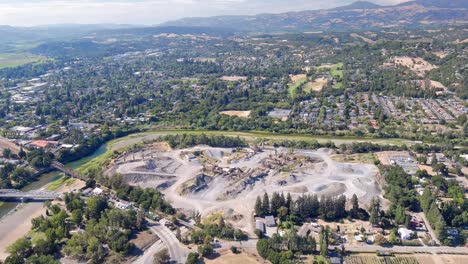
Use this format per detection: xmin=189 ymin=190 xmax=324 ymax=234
xmin=161 ymin=1 xmax=468 ymax=33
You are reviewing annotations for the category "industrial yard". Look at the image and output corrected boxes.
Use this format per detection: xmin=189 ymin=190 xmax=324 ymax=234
xmin=106 ymin=143 xmax=383 ymax=233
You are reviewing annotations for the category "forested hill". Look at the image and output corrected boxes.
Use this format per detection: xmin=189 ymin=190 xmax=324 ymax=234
xmin=161 ymin=1 xmax=468 ymax=33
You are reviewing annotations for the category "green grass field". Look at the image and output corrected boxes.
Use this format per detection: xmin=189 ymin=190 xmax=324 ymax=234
xmin=46 ymin=176 xmax=75 ymax=191
xmin=0 ymin=53 xmax=46 ymax=69
xmin=334 ymin=82 xmax=344 ymax=89
xmin=288 ymin=77 xmax=308 ymax=98
xmin=330 ymin=62 xmax=344 ymax=78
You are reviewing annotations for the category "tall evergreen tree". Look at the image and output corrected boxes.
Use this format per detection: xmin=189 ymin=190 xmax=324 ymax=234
xmin=262 ymin=192 xmax=270 ymax=216
xmin=271 ymin=192 xmax=282 ymax=217
xmin=255 ymin=196 xmax=263 ymax=217
xmin=351 ymin=194 xmax=359 ymax=212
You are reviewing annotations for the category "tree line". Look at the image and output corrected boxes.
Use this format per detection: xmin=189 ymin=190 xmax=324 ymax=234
xmin=5 ymin=192 xmax=145 ymax=264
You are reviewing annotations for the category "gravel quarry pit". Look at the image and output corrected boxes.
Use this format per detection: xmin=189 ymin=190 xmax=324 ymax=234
xmin=107 ymin=145 xmax=382 ymax=233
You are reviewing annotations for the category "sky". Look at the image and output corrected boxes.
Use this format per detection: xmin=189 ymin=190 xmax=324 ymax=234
xmin=0 ymin=0 xmax=410 ymax=27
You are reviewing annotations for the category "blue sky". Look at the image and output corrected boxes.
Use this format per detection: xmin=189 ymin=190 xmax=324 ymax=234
xmin=0 ymin=0 xmax=410 ymax=26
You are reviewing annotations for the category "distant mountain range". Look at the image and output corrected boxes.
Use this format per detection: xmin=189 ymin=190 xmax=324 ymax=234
xmin=161 ymin=0 xmax=468 ymax=33
xmin=1 ymin=0 xmax=467 ymax=53
xmin=0 ymin=24 xmax=135 ymax=45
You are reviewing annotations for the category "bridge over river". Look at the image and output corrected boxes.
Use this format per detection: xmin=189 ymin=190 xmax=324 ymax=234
xmin=0 ymin=189 xmax=60 ymax=201
xmin=51 ymin=161 xmax=86 ymax=181
xmin=0 ymin=161 xmax=84 ymax=202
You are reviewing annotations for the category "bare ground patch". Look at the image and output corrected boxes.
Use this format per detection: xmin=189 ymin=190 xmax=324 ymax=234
xmin=305 ymin=77 xmax=328 ymax=92
xmin=205 ymin=250 xmax=262 ymax=264
xmin=387 ymin=56 xmax=438 ymax=77
xmin=0 ymin=137 xmax=21 ymax=156
xmin=220 ymin=111 xmax=251 ymax=118
xmin=350 ymin=33 xmax=376 ymax=44
xmin=289 ymin=74 xmax=307 ymax=82
xmin=221 ymin=76 xmax=248 ymax=81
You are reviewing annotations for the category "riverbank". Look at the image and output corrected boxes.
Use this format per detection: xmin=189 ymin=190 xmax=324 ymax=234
xmin=0 ymin=178 xmax=85 ymax=260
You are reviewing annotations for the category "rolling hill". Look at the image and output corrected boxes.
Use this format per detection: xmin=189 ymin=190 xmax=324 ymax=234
xmin=161 ymin=1 xmax=468 ymax=33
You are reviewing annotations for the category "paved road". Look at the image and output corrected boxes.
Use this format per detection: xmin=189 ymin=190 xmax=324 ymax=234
xmin=134 ymin=219 xmax=190 ymax=264
xmin=133 ymin=240 xmax=165 ymax=264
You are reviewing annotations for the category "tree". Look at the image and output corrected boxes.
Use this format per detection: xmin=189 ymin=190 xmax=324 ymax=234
xmin=153 ymin=249 xmax=170 ymax=264
xmin=277 ymin=206 xmax=288 ymax=224
xmin=85 ymin=197 xmax=107 ymax=220
xmin=230 ymin=246 xmax=238 ymax=254
xmin=18 ymin=147 xmax=26 ymax=160
xmin=198 ymin=245 xmax=213 ymax=257
xmin=86 ymin=237 xmax=106 ymax=264
xmin=186 ymin=252 xmax=199 ymax=264
xmin=270 ymin=192 xmax=282 ymax=217
xmin=369 ymin=197 xmax=380 ymax=225
xmin=254 ymin=228 xmax=264 ymax=239
xmin=4 ymin=254 xmax=23 ymax=264
xmin=7 ymin=237 xmax=32 ymax=258
xmin=433 ymin=163 xmax=448 ymax=177
xmin=256 ymin=239 xmax=269 ymax=259
xmin=33 ymin=238 xmax=55 ymax=256
xmin=203 ymin=234 xmax=212 ymax=245
xmin=351 ymin=194 xmax=359 ymax=212
xmin=389 ymin=229 xmax=399 ymax=244
xmin=262 ymin=192 xmax=270 ymax=216
xmin=374 ymin=233 xmax=388 ymax=246
xmin=255 ymin=196 xmax=262 ymax=216
xmin=71 ymin=209 xmax=83 ymax=226
xmin=136 ymin=208 xmax=146 ymax=230
xmin=286 ymin=193 xmax=293 ymax=211
xmin=2 ymin=148 xmax=12 ymax=159
xmin=319 ymin=226 xmax=329 ymax=257
xmin=25 ymin=255 xmax=60 ymax=264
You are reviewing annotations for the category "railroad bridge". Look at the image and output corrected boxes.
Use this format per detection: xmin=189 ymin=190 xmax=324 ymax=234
xmin=51 ymin=161 xmax=86 ymax=181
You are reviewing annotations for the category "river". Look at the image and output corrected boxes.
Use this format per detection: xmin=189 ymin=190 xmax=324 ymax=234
xmin=0 ymin=143 xmax=108 ymax=218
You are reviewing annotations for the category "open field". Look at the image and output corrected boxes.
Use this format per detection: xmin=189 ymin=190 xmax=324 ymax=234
xmin=387 ymin=56 xmax=437 ymax=77
xmin=304 ymin=77 xmax=328 ymax=92
xmin=0 ymin=136 xmax=21 ymax=156
xmin=346 ymin=255 xmax=419 ymax=264
xmin=331 ymin=153 xmax=376 ymax=164
xmin=220 ymin=111 xmax=251 ymax=118
xmin=220 ymin=76 xmax=248 ymax=81
xmin=46 ymin=176 xmax=76 ymax=191
xmin=347 ymin=253 xmax=468 ymax=264
xmin=205 ymin=250 xmax=262 ymax=264
xmin=288 ymin=74 xmax=308 ymax=98
xmin=330 ymin=63 xmax=344 ymax=78
xmin=106 ymin=145 xmax=382 ymax=234
xmin=350 ymin=33 xmax=377 ymax=44
xmin=0 ymin=53 xmax=46 ymax=69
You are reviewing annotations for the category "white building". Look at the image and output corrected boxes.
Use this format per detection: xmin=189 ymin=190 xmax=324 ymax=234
xmin=398 ymin=227 xmax=413 ymax=240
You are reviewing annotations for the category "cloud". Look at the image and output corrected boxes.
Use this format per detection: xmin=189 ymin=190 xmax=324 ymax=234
xmin=0 ymin=0 xmax=411 ymax=26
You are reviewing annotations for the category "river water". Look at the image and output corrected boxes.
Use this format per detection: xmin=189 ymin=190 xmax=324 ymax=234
xmin=0 ymin=143 xmax=108 ymax=218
